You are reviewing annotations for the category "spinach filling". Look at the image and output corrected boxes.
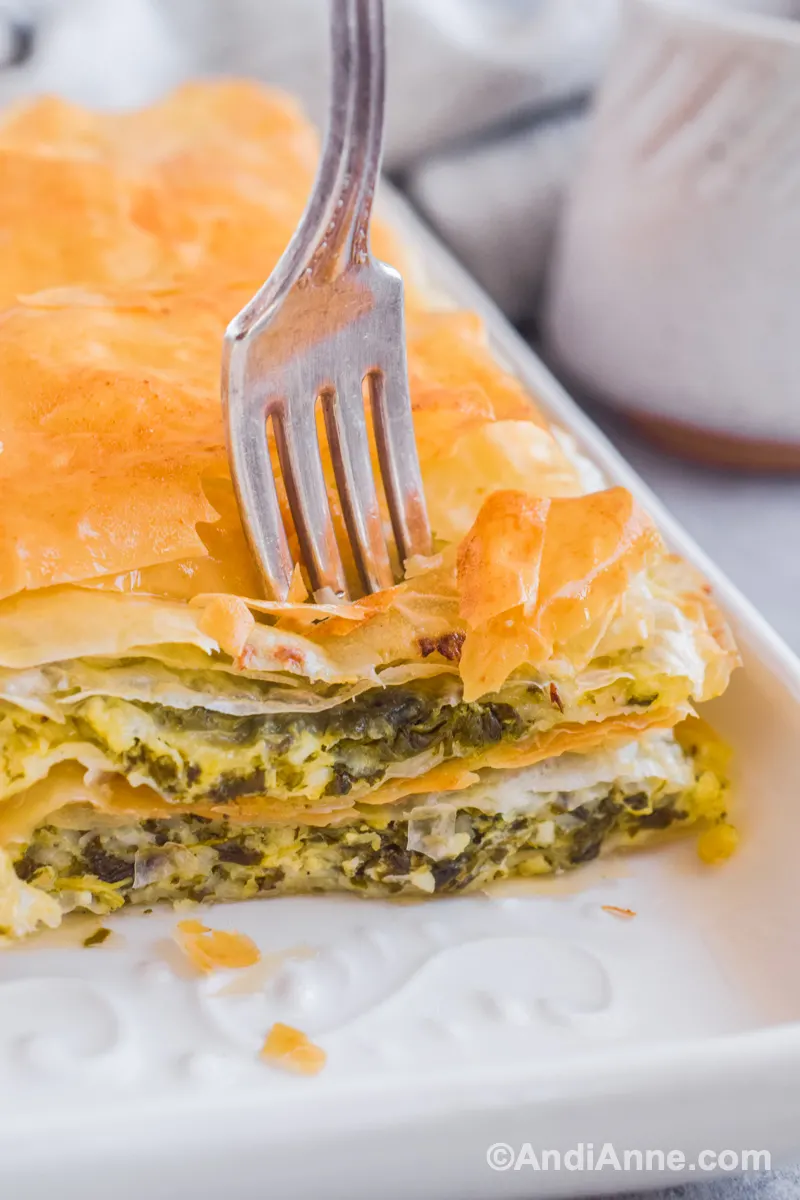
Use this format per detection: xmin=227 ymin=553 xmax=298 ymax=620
xmin=56 ymin=678 xmax=548 ymax=804
xmin=12 ymin=781 xmax=697 ymax=914
xmin=0 ymin=656 xmax=670 ymax=807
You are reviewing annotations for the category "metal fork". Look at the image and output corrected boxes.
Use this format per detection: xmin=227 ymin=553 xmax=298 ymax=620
xmin=222 ymin=0 xmax=431 ymax=602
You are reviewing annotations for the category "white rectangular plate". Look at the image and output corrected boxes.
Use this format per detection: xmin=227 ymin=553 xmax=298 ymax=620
xmin=3 ymin=187 xmax=800 ymax=1200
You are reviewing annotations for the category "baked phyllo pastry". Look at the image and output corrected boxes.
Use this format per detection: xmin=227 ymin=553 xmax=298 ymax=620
xmin=0 ymin=85 xmax=739 ymax=940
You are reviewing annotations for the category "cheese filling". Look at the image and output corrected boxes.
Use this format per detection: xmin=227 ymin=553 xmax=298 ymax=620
xmin=6 ymin=729 xmax=729 ymax=922
xmin=0 ymin=660 xmax=692 ymax=807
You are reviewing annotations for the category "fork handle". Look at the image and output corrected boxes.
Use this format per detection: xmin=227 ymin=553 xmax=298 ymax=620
xmin=307 ymin=0 xmax=386 ymax=278
xmin=226 ymin=0 xmax=385 ymax=342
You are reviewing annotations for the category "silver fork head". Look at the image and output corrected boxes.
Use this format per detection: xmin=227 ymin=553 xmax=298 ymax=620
xmin=225 ymin=258 xmax=429 ymax=601
xmin=222 ymin=0 xmax=431 ymax=602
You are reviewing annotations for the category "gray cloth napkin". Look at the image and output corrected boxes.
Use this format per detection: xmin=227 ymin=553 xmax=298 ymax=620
xmin=624 ymin=1169 xmax=800 ymax=1200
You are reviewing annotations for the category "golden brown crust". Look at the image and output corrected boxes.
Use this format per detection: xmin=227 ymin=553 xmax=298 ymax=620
xmin=0 ymin=85 xmax=574 ymax=601
xmin=0 ymin=296 xmax=226 ymax=597
xmin=0 ymin=82 xmax=320 ymax=302
xmin=456 ymin=488 xmax=662 ymax=700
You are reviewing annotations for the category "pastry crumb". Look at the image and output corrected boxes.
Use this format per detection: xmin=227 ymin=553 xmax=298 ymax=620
xmin=601 ymin=905 xmax=637 ymax=920
xmin=174 ymin=919 xmax=260 ymax=974
xmin=261 ymin=1022 xmax=326 ymax=1076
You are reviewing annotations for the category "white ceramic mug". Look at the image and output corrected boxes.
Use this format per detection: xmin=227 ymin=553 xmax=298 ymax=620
xmin=543 ymin=0 xmax=800 ymax=464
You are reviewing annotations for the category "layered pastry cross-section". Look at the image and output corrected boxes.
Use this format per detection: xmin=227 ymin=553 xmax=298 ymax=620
xmin=0 ymin=84 xmax=739 ymax=940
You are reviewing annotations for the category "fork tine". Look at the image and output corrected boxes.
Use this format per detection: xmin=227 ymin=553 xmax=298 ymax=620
xmin=227 ymin=399 xmax=294 ymax=601
xmin=322 ymin=379 xmax=394 ymax=595
xmin=368 ymin=335 xmax=433 ymax=567
xmin=273 ymin=398 xmax=349 ymax=599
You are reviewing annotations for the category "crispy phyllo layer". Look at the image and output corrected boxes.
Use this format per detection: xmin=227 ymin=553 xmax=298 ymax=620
xmin=0 ymin=490 xmax=737 ymax=700
xmin=6 ymin=729 xmax=730 ymax=921
xmin=0 ymin=491 xmax=738 ymax=819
